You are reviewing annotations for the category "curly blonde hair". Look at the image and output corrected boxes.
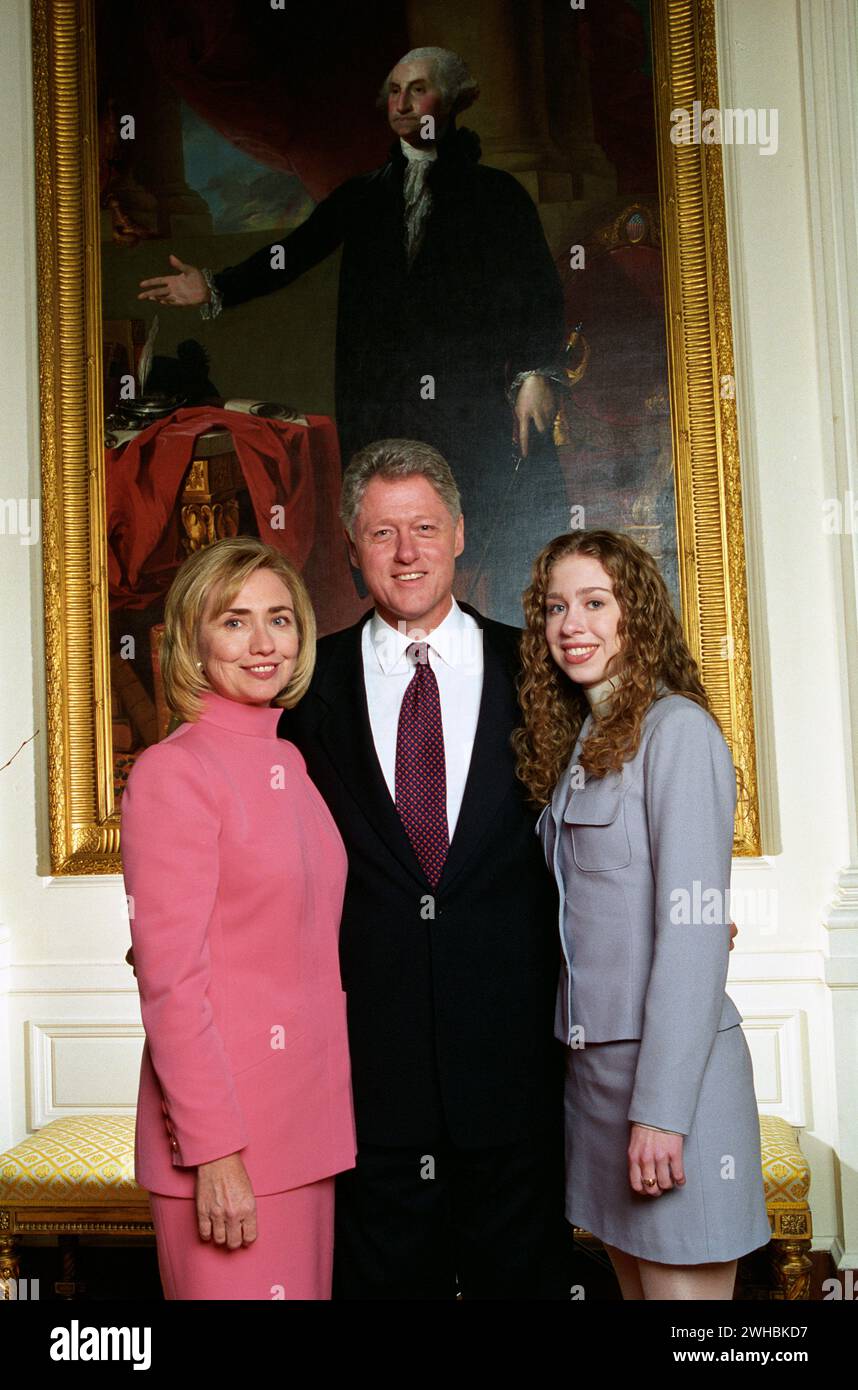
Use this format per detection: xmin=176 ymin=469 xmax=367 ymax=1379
xmin=513 ymin=530 xmax=720 ymax=805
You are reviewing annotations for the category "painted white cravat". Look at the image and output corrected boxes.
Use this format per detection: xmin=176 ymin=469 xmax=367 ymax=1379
xmin=401 ymin=138 xmax=437 ymax=266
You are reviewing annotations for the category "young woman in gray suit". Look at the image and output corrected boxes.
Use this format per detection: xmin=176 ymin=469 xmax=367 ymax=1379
xmin=514 ymin=529 xmax=770 ymax=1300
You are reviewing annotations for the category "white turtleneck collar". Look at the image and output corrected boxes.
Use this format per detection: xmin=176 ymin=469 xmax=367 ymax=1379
xmin=582 ymin=674 xmax=621 ymax=719
xmin=583 ymin=676 xmax=675 ymax=720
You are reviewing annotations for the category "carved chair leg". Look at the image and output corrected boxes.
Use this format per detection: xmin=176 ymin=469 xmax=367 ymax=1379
xmin=55 ymin=1233 xmax=80 ymax=1300
xmin=770 ymin=1236 xmax=813 ymax=1300
xmin=0 ymin=1230 xmax=20 ymax=1299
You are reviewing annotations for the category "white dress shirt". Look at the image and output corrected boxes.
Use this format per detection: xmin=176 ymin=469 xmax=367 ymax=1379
xmin=361 ymin=598 xmax=484 ymax=838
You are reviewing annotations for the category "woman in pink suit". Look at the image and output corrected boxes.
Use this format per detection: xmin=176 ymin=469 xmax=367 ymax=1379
xmin=121 ymin=536 xmax=356 ymax=1300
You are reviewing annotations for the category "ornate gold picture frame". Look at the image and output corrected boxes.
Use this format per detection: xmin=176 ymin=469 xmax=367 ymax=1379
xmin=34 ymin=0 xmax=761 ymax=872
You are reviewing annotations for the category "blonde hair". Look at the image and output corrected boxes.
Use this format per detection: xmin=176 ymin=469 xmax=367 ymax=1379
xmin=160 ymin=537 xmax=316 ymax=723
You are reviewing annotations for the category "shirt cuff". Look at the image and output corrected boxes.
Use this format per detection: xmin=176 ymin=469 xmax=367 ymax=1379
xmin=199 ymin=268 xmax=223 ymax=321
xmin=506 ymin=367 xmax=569 ymax=407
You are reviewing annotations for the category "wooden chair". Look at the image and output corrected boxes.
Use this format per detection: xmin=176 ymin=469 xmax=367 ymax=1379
xmin=0 ymin=1115 xmax=153 ymax=1300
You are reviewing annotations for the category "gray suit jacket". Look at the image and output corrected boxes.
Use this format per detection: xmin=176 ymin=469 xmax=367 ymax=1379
xmin=537 ymin=693 xmax=742 ymax=1135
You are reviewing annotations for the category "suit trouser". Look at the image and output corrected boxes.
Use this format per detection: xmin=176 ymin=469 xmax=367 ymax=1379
xmin=332 ymin=1127 xmax=573 ymax=1300
xmin=149 ymin=1176 xmax=334 ymax=1300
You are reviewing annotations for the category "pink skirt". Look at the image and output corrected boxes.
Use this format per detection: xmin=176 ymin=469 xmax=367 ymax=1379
xmin=149 ymin=1176 xmax=335 ymax=1301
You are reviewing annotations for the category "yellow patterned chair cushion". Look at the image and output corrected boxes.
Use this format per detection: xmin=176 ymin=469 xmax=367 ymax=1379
xmin=0 ymin=1116 xmax=145 ymax=1206
xmin=760 ymin=1114 xmax=811 ymax=1207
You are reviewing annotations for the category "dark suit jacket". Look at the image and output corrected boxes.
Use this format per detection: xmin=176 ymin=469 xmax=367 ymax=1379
xmin=277 ymin=602 xmax=564 ymax=1149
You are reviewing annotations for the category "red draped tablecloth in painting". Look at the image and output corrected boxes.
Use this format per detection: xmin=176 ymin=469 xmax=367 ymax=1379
xmin=106 ymin=406 xmax=365 ymax=634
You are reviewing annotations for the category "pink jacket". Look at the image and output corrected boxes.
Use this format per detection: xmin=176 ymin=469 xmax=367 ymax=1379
xmin=121 ymin=689 xmax=356 ymax=1197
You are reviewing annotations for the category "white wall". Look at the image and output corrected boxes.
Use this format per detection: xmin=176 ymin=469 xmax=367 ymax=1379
xmin=0 ymin=0 xmax=855 ymax=1268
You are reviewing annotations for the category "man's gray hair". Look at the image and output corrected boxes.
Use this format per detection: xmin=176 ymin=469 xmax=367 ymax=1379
xmin=340 ymin=439 xmax=462 ymax=536
xmin=378 ymin=47 xmax=479 ymax=113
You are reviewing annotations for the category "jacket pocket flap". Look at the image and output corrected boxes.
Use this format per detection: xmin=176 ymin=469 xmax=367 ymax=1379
xmin=563 ymin=785 xmax=625 ymax=827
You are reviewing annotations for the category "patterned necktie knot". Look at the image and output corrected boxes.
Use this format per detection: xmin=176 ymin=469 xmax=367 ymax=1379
xmin=407 ymin=640 xmax=430 ymax=666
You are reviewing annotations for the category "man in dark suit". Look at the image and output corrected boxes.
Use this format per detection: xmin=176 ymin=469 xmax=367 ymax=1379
xmin=138 ymin=46 xmax=567 ymax=624
xmin=277 ymin=438 xmax=571 ymax=1299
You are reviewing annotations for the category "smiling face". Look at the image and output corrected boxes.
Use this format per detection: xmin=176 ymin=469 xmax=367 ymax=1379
xmin=387 ymin=59 xmax=449 ymax=146
xmin=347 ymin=473 xmax=464 ymax=634
xmin=196 ymin=568 xmax=300 ymax=705
xmin=544 ymin=552 xmax=623 ymax=689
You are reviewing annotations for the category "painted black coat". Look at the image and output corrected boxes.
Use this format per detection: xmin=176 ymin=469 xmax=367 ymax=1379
xmin=213 ymin=126 xmax=566 ymax=547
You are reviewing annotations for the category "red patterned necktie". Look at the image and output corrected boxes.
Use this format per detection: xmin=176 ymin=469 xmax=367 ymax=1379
xmin=395 ymin=641 xmax=449 ymax=887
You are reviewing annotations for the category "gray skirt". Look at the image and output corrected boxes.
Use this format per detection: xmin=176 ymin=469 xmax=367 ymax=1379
xmin=564 ymin=1024 xmax=772 ymax=1265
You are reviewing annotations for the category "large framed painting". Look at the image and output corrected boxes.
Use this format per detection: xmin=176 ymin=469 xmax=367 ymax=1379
xmin=34 ymin=0 xmax=762 ymax=871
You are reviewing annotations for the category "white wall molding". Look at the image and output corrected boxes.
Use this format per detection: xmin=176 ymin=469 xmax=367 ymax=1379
xmin=41 ymin=875 xmax=126 ymax=889
xmin=8 ymin=962 xmax=140 ymax=993
xmin=26 ymin=1020 xmax=143 ymax=1128
xmin=830 ymin=1236 xmax=858 ymax=1272
xmin=825 ymin=866 xmax=858 ymax=940
xmin=742 ymin=1012 xmax=807 ymax=1124
xmin=727 ymin=950 xmax=824 ymax=983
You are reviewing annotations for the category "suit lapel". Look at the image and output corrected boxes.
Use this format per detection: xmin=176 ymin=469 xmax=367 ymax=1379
xmin=536 ymin=800 xmax=556 ymax=869
xmin=434 ymin=605 xmax=518 ymax=894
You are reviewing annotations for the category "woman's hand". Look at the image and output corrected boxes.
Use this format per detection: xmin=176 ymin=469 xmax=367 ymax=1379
xmin=195 ymin=1153 xmax=257 ymax=1248
xmin=138 ymin=254 xmax=209 ymax=307
xmin=627 ymin=1123 xmax=686 ymax=1197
